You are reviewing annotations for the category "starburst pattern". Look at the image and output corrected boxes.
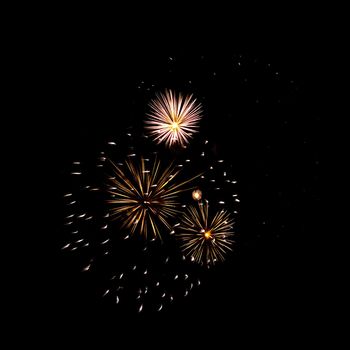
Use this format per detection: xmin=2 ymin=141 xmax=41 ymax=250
xmin=177 ymin=200 xmax=234 ymax=265
xmin=145 ymin=89 xmax=202 ymax=148
xmin=107 ymin=156 xmax=197 ymax=239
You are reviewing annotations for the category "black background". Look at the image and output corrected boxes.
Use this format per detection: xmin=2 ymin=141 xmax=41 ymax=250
xmin=25 ymin=27 xmax=321 ymax=343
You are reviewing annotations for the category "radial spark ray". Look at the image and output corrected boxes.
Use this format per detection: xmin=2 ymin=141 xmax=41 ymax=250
xmin=177 ymin=201 xmax=234 ymax=265
xmin=145 ymin=89 xmax=202 ymax=148
xmin=107 ymin=156 xmax=197 ymax=239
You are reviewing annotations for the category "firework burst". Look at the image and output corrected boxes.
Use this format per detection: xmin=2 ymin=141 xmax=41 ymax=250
xmin=145 ymin=89 xmax=203 ymax=148
xmin=177 ymin=200 xmax=234 ymax=265
xmin=107 ymin=156 xmax=197 ymax=239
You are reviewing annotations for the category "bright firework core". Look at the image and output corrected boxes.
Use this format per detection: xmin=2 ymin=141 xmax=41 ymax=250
xmin=171 ymin=122 xmax=179 ymax=131
xmin=204 ymin=230 xmax=212 ymax=239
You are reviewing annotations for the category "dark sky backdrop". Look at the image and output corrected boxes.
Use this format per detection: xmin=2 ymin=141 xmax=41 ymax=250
xmin=30 ymin=32 xmax=321 ymax=342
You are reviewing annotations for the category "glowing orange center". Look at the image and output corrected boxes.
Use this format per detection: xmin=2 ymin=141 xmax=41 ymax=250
xmin=204 ymin=230 xmax=212 ymax=239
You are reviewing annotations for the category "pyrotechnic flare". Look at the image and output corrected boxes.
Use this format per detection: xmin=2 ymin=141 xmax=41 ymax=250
xmin=107 ymin=156 xmax=198 ymax=239
xmin=192 ymin=189 xmax=202 ymax=201
xmin=145 ymin=89 xmax=202 ymax=148
xmin=177 ymin=200 xmax=234 ymax=265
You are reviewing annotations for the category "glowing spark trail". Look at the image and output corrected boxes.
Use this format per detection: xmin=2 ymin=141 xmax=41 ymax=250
xmin=145 ymin=90 xmax=202 ymax=148
xmin=177 ymin=201 xmax=234 ymax=265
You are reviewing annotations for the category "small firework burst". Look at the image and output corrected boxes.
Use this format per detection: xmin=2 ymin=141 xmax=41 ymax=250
xmin=192 ymin=189 xmax=202 ymax=201
xmin=107 ymin=156 xmax=196 ymax=239
xmin=177 ymin=200 xmax=234 ymax=265
xmin=145 ymin=89 xmax=202 ymax=148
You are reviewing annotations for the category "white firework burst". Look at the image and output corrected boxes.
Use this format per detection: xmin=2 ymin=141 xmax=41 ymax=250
xmin=145 ymin=89 xmax=202 ymax=148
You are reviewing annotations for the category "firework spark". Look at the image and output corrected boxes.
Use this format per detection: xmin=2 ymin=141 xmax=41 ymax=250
xmin=107 ymin=156 xmax=198 ymax=239
xmin=177 ymin=200 xmax=234 ymax=265
xmin=192 ymin=189 xmax=202 ymax=201
xmin=145 ymin=89 xmax=202 ymax=148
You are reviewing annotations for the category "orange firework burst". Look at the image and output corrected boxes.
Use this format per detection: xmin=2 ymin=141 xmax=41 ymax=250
xmin=177 ymin=200 xmax=234 ymax=265
xmin=145 ymin=89 xmax=203 ymax=148
xmin=107 ymin=156 xmax=198 ymax=239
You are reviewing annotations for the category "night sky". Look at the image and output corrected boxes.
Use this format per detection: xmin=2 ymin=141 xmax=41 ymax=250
xmin=30 ymin=34 xmax=321 ymax=342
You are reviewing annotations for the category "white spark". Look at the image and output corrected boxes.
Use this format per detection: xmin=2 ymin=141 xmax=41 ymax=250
xmin=82 ymin=264 xmax=90 ymax=272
